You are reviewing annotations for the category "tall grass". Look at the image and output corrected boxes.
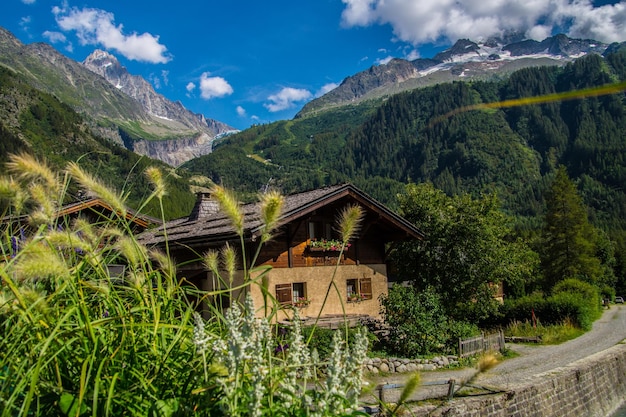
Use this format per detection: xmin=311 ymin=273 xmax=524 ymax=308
xmin=504 ymin=318 xmax=585 ymax=344
xmin=0 ymin=154 xmax=369 ymax=416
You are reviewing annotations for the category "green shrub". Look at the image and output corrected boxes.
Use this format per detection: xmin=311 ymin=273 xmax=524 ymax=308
xmin=444 ymin=320 xmax=480 ymax=354
xmin=552 ymin=278 xmax=600 ymax=303
xmin=546 ymin=291 xmax=600 ymax=330
xmin=501 ymin=282 xmax=601 ymax=331
xmin=379 ymin=285 xmax=481 ymax=357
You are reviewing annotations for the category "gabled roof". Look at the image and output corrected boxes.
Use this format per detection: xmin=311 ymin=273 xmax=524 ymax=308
xmin=138 ymin=183 xmax=423 ymax=247
xmin=2 ymin=197 xmax=161 ymax=231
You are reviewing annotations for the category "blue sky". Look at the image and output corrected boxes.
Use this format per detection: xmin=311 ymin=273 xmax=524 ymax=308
xmin=3 ymin=0 xmax=626 ymax=130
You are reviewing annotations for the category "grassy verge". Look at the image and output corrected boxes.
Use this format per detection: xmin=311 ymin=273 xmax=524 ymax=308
xmin=504 ymin=318 xmax=585 ymax=345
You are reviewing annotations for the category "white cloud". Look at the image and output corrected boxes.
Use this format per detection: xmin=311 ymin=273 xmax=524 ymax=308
xmin=264 ymin=87 xmax=313 ymax=112
xmin=42 ymin=31 xmax=67 ymax=43
xmin=20 ymin=16 xmax=31 ymax=31
xmin=236 ymin=106 xmax=247 ymax=117
xmin=316 ymin=83 xmax=339 ymax=97
xmin=564 ymin=2 xmax=626 ymax=43
xmin=375 ymin=56 xmax=394 ymax=65
xmin=404 ymin=49 xmax=420 ymax=61
xmin=53 ymin=6 xmax=171 ymax=63
xmin=21 ymin=0 xmax=36 ymax=4
xmin=186 ymin=82 xmax=196 ymax=92
xmin=341 ymin=0 xmax=626 ymax=45
xmin=149 ymin=73 xmax=161 ymax=89
xmin=199 ymin=72 xmax=233 ymax=99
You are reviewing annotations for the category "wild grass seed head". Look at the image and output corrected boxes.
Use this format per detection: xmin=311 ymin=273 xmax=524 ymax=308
xmin=116 ymin=235 xmax=148 ymax=268
xmin=149 ymin=248 xmax=176 ymax=278
xmin=13 ymin=241 xmax=70 ymax=283
xmin=66 ymin=162 xmax=127 ymax=218
xmin=145 ymin=167 xmax=167 ymax=200
xmin=128 ymin=270 xmax=147 ymax=290
xmin=259 ymin=190 xmax=284 ymax=242
xmin=477 ymin=353 xmax=500 ymax=373
xmin=0 ymin=177 xmax=28 ymax=214
xmin=27 ymin=183 xmax=58 ymax=226
xmin=202 ymin=250 xmax=219 ymax=275
xmin=211 ymin=185 xmax=243 ymax=235
xmin=6 ymin=153 xmax=60 ymax=194
xmin=220 ymin=243 xmax=237 ymax=285
xmin=336 ymin=204 xmax=364 ymax=245
xmin=44 ymin=229 xmax=93 ymax=254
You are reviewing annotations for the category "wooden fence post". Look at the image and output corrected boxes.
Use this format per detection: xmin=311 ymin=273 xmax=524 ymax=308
xmin=447 ymin=379 xmax=456 ymax=400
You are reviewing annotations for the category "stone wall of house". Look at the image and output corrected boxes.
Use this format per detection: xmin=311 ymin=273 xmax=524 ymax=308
xmin=254 ymin=264 xmax=388 ymax=322
xmin=407 ymin=342 xmax=626 ymax=417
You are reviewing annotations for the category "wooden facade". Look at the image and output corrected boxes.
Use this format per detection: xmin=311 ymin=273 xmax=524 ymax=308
xmin=139 ymin=184 xmax=423 ymax=321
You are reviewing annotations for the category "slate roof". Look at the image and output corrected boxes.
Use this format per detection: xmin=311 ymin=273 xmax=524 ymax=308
xmin=138 ymin=183 xmax=423 ymax=247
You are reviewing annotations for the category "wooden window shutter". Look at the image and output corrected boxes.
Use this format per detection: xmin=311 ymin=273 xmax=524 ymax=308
xmin=360 ymin=277 xmax=372 ymax=300
xmin=276 ymin=283 xmax=293 ymax=304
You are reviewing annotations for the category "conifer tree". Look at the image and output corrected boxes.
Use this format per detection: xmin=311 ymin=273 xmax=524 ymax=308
xmin=541 ymin=166 xmax=602 ymax=291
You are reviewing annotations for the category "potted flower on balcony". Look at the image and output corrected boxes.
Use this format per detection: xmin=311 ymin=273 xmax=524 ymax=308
xmin=308 ymin=238 xmax=351 ymax=252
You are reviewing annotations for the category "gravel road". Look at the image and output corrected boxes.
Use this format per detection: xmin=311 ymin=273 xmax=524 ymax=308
xmin=361 ymin=305 xmax=626 ymax=405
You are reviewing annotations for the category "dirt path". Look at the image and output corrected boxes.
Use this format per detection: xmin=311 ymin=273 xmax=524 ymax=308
xmin=361 ymin=305 xmax=626 ymax=405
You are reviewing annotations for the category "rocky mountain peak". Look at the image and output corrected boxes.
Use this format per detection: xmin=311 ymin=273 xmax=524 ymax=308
xmin=82 ymin=48 xmax=235 ymax=140
xmin=297 ymin=33 xmax=611 ymax=117
xmin=433 ymin=39 xmax=480 ymax=62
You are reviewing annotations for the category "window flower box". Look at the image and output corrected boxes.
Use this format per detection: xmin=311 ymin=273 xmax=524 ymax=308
xmin=293 ymin=297 xmax=311 ymax=308
xmin=308 ymin=239 xmax=351 ymax=252
xmin=348 ymin=293 xmax=364 ymax=303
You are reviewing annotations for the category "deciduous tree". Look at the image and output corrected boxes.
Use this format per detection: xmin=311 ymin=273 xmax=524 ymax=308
xmin=392 ymin=183 xmax=539 ymax=321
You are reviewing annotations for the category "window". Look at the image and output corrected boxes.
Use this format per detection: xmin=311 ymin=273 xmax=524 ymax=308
xmin=276 ymin=282 xmax=308 ymax=304
xmin=346 ymin=277 xmax=372 ymax=301
xmin=308 ymin=221 xmax=332 ymax=240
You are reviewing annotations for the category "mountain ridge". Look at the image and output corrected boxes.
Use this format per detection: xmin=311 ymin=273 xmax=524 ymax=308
xmin=297 ymin=33 xmax=612 ymax=117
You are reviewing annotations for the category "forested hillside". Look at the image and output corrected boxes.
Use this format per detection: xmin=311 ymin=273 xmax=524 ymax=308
xmin=0 ymin=66 xmax=196 ymax=219
xmin=183 ymin=49 xmax=626 ymax=229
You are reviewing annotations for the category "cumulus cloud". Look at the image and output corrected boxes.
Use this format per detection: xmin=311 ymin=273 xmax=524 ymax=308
xmin=186 ymin=82 xmax=196 ymax=92
xmin=236 ymin=106 xmax=247 ymax=117
xmin=340 ymin=0 xmax=626 ymax=45
xmin=53 ymin=6 xmax=171 ymax=63
xmin=264 ymin=87 xmax=313 ymax=112
xmin=199 ymin=72 xmax=234 ymax=99
xmin=42 ymin=31 xmax=67 ymax=43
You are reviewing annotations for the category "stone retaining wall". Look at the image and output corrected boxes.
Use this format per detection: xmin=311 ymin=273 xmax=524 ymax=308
xmin=364 ymin=355 xmax=460 ymax=374
xmin=408 ymin=342 xmax=626 ymax=417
